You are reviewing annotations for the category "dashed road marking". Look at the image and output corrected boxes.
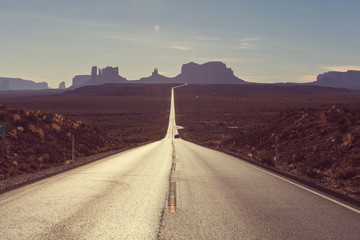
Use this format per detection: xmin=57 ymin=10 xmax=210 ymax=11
xmin=168 ymin=182 xmax=176 ymax=213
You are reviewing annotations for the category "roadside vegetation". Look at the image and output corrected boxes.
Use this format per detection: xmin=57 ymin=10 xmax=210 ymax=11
xmin=0 ymin=105 xmax=123 ymax=179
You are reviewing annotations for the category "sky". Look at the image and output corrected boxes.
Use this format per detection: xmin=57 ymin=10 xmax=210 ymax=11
xmin=1 ymin=0 xmax=360 ymax=88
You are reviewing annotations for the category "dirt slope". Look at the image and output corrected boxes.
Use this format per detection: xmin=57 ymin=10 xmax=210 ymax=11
xmin=0 ymin=106 xmax=122 ymax=179
xmin=222 ymin=106 xmax=360 ymax=200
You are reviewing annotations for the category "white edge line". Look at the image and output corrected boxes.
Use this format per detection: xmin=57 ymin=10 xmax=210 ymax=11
xmin=239 ymin=159 xmax=360 ymax=214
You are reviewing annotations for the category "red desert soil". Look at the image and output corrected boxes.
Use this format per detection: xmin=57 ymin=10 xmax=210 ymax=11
xmin=175 ymin=84 xmax=360 ymax=201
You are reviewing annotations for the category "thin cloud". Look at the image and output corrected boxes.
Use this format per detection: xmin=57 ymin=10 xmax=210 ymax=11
xmin=168 ymin=46 xmax=192 ymax=51
xmin=238 ymin=37 xmax=263 ymax=42
xmin=234 ymin=37 xmax=263 ymax=50
xmin=105 ymin=36 xmax=133 ymax=41
xmin=195 ymin=36 xmax=222 ymax=41
xmin=233 ymin=42 xmax=257 ymax=50
xmin=322 ymin=65 xmax=360 ymax=72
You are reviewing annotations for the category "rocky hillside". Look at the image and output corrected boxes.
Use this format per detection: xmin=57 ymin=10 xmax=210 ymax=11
xmin=0 ymin=77 xmax=48 ymax=90
xmin=224 ymin=106 xmax=360 ymax=200
xmin=173 ymin=61 xmax=245 ymax=84
xmin=311 ymin=70 xmax=360 ymax=89
xmin=0 ymin=105 xmax=122 ymax=179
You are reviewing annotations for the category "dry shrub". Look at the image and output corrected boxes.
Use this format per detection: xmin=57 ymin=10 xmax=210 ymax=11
xmin=13 ymin=114 xmax=21 ymax=121
xmin=25 ymin=111 xmax=38 ymax=123
xmin=17 ymin=126 xmax=24 ymax=132
xmin=39 ymin=153 xmax=50 ymax=162
xmin=297 ymin=153 xmax=330 ymax=178
xmin=36 ymin=144 xmax=62 ymax=163
xmin=18 ymin=162 xmax=31 ymax=172
xmin=54 ymin=113 xmax=64 ymax=124
xmin=261 ymin=155 xmax=275 ymax=167
xmin=8 ymin=167 xmax=17 ymax=176
xmin=51 ymin=123 xmax=61 ymax=132
xmin=35 ymin=110 xmax=41 ymax=118
xmin=28 ymin=124 xmax=36 ymax=133
xmin=37 ymin=128 xmax=45 ymax=139
xmin=337 ymin=166 xmax=357 ymax=180
xmin=27 ymin=124 xmax=44 ymax=140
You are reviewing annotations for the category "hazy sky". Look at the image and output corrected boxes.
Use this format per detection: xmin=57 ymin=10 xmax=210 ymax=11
xmin=1 ymin=0 xmax=360 ymax=88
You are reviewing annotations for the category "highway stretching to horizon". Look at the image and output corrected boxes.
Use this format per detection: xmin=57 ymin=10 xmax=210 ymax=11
xmin=0 ymin=84 xmax=360 ymax=239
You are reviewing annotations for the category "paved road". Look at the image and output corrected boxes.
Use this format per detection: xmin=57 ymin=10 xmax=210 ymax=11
xmin=1 ymin=84 xmax=360 ymax=239
xmin=160 ymin=140 xmax=360 ymax=239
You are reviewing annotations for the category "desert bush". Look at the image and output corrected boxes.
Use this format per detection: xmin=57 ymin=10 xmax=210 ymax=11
xmin=28 ymin=124 xmax=44 ymax=139
xmin=14 ymin=118 xmax=29 ymax=129
xmin=30 ymin=161 xmax=38 ymax=170
xmin=36 ymin=128 xmax=45 ymax=140
xmin=297 ymin=163 xmax=321 ymax=178
xmin=73 ymin=122 xmax=80 ymax=129
xmin=28 ymin=124 xmax=36 ymax=133
xmin=42 ymin=114 xmax=53 ymax=124
xmin=7 ymin=166 xmax=17 ymax=176
xmin=337 ymin=166 xmax=357 ymax=180
xmin=36 ymin=144 xmax=62 ymax=163
xmin=261 ymin=155 xmax=275 ymax=167
xmin=18 ymin=162 xmax=31 ymax=172
xmin=51 ymin=123 xmax=61 ymax=132
xmin=296 ymin=153 xmax=331 ymax=178
xmin=305 ymin=153 xmax=331 ymax=170
xmin=25 ymin=111 xmax=39 ymax=123
xmin=13 ymin=114 xmax=21 ymax=121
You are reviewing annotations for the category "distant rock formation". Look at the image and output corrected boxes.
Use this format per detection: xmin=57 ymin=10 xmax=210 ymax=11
xmin=58 ymin=81 xmax=66 ymax=89
xmin=174 ymin=62 xmax=246 ymax=84
xmin=76 ymin=66 xmax=127 ymax=87
xmin=70 ymin=62 xmax=246 ymax=87
xmin=311 ymin=70 xmax=360 ymax=89
xmin=72 ymin=75 xmax=91 ymax=88
xmin=135 ymin=62 xmax=246 ymax=84
xmin=0 ymin=77 xmax=48 ymax=90
xmin=137 ymin=68 xmax=174 ymax=83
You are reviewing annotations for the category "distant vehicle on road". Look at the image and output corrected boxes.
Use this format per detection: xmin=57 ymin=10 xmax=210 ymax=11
xmin=174 ymin=134 xmax=180 ymax=139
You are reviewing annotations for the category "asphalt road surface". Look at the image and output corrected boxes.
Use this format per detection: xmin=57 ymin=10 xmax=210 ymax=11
xmin=1 ymin=85 xmax=359 ymax=239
